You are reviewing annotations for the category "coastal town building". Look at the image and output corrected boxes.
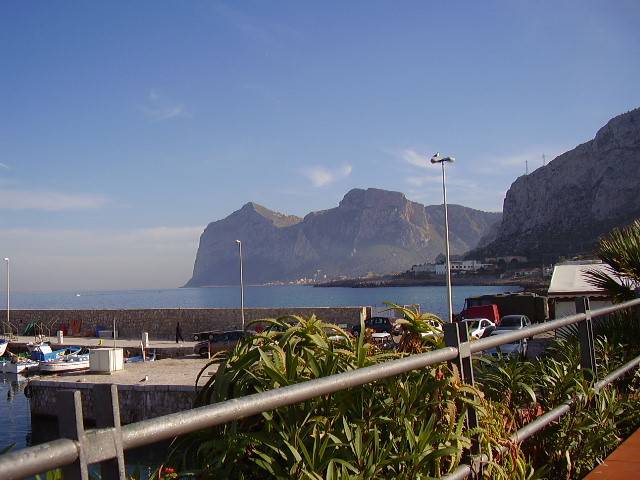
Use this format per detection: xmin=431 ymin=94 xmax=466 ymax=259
xmin=412 ymin=260 xmax=492 ymax=275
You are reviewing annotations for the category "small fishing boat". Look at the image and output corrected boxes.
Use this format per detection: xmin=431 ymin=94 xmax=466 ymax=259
xmin=39 ymin=353 xmax=90 ymax=373
xmin=125 ymin=349 xmax=157 ymax=363
xmin=1 ymin=358 xmax=40 ymax=375
xmin=0 ymin=339 xmax=8 ymax=356
xmin=30 ymin=345 xmax=81 ymax=362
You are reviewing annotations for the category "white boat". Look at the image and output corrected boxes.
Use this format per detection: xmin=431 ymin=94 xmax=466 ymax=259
xmin=39 ymin=354 xmax=90 ymax=373
xmin=0 ymin=359 xmax=40 ymax=374
xmin=0 ymin=339 xmax=8 ymax=356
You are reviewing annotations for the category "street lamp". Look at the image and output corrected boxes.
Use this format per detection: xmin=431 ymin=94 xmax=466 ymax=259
xmin=3 ymin=258 xmax=9 ymax=335
xmin=430 ymin=153 xmax=455 ymax=323
xmin=235 ymin=240 xmax=245 ymax=331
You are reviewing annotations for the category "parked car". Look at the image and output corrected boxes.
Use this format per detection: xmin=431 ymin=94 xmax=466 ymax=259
xmin=370 ymin=332 xmax=396 ymax=350
xmin=194 ymin=330 xmax=252 ymax=357
xmin=485 ymin=315 xmax=531 ymax=358
xmin=420 ymin=319 xmax=444 ymax=340
xmin=192 ymin=330 xmax=221 ymax=341
xmin=351 ymin=316 xmax=396 ymax=336
xmin=461 ymin=318 xmax=495 ymax=339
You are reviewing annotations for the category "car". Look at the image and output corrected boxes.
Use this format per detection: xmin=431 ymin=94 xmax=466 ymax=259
xmin=485 ymin=315 xmax=531 ymax=358
xmin=461 ymin=318 xmax=495 ymax=339
xmin=192 ymin=330 xmax=222 ymax=342
xmin=351 ymin=316 xmax=396 ymax=336
xmin=194 ymin=330 xmax=252 ymax=357
xmin=370 ymin=332 xmax=396 ymax=350
xmin=486 ymin=333 xmax=528 ymax=358
xmin=420 ymin=319 xmax=444 ymax=339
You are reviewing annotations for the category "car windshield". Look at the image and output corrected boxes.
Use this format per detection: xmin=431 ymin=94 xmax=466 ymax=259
xmin=500 ymin=316 xmax=523 ymax=327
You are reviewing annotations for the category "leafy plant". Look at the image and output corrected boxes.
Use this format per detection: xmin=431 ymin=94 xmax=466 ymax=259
xmin=584 ymin=218 xmax=640 ymax=302
xmin=169 ymin=314 xmax=526 ymax=479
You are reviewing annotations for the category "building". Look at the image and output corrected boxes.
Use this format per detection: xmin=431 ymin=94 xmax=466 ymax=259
xmin=435 ymin=260 xmax=490 ymax=275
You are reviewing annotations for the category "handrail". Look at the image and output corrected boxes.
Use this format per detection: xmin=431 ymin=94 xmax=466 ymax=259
xmin=0 ymin=298 xmax=639 ymax=480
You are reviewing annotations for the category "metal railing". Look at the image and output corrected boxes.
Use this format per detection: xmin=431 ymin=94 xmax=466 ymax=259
xmin=1 ymin=297 xmax=639 ymax=480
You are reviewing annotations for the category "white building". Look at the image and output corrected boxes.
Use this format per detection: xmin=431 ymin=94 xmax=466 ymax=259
xmin=434 ymin=260 xmax=487 ymax=275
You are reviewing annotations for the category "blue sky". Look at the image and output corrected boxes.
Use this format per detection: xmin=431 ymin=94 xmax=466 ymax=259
xmin=1 ymin=1 xmax=639 ymax=291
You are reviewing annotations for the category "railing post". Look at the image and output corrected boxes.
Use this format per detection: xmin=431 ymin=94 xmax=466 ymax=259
xmin=444 ymin=322 xmax=480 ymax=473
xmin=94 ymin=384 xmax=126 ymax=480
xmin=57 ymin=390 xmax=89 ymax=480
xmin=576 ymin=297 xmax=597 ymax=382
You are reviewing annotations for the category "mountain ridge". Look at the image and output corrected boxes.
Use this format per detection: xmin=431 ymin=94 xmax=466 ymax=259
xmin=470 ymin=107 xmax=640 ymax=260
xmin=186 ymin=188 xmax=502 ymax=286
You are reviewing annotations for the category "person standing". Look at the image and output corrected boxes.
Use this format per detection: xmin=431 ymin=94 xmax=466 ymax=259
xmin=175 ymin=321 xmax=184 ymax=344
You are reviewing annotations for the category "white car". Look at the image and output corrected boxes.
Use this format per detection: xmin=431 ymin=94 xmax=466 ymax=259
xmin=461 ymin=318 xmax=495 ymax=339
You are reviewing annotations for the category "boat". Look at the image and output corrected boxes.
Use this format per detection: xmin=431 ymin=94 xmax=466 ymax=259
xmin=0 ymin=339 xmax=8 ymax=356
xmin=39 ymin=353 xmax=90 ymax=373
xmin=30 ymin=345 xmax=81 ymax=362
xmin=1 ymin=359 xmax=40 ymax=374
xmin=125 ymin=349 xmax=157 ymax=363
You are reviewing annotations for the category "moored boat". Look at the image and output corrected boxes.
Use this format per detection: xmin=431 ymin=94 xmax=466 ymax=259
xmin=0 ymin=339 xmax=8 ymax=356
xmin=39 ymin=353 xmax=90 ymax=373
xmin=1 ymin=359 xmax=40 ymax=374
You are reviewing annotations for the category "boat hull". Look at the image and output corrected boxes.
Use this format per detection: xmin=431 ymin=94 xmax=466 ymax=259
xmin=40 ymin=354 xmax=90 ymax=373
xmin=1 ymin=361 xmax=39 ymax=374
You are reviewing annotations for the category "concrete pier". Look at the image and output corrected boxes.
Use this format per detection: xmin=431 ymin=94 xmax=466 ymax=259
xmin=27 ymin=358 xmax=216 ymax=423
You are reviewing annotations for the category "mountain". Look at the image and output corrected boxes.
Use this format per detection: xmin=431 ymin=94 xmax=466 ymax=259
xmin=186 ymin=188 xmax=501 ymax=286
xmin=472 ymin=107 xmax=640 ymax=260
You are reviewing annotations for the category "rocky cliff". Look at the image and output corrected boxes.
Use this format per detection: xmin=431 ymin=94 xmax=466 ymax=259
xmin=186 ymin=188 xmax=501 ymax=286
xmin=474 ymin=108 xmax=640 ymax=260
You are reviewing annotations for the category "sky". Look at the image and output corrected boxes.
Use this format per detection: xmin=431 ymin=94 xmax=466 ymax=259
xmin=1 ymin=1 xmax=639 ymax=291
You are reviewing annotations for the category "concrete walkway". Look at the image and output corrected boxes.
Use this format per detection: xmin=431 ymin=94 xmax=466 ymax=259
xmin=585 ymin=428 xmax=640 ymax=478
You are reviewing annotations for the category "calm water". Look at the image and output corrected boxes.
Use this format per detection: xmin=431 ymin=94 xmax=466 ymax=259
xmin=2 ymin=284 xmax=518 ymax=462
xmin=10 ymin=284 xmax=519 ymax=319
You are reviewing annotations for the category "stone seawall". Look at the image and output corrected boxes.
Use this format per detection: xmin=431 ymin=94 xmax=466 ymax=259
xmin=28 ymin=380 xmax=195 ymax=423
xmin=11 ymin=307 xmax=368 ymax=340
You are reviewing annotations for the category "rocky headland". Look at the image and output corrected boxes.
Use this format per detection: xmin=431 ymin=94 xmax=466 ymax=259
xmin=472 ymin=107 xmax=640 ymax=260
xmin=186 ymin=188 xmax=501 ymax=286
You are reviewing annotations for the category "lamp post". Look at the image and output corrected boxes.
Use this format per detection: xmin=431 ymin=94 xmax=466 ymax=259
xmin=430 ymin=153 xmax=455 ymax=323
xmin=3 ymin=258 xmax=8 ymax=334
xmin=235 ymin=240 xmax=245 ymax=331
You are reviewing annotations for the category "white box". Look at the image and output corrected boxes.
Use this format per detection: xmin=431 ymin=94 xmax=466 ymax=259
xmin=90 ymin=348 xmax=124 ymax=372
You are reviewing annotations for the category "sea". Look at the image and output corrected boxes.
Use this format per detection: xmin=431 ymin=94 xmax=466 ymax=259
xmin=0 ymin=284 xmax=518 ymax=471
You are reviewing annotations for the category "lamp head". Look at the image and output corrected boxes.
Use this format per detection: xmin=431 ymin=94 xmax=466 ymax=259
xmin=3 ymin=258 xmax=8 ymax=262
xmin=430 ymin=153 xmax=455 ymax=164
xmin=235 ymin=240 xmax=241 ymax=244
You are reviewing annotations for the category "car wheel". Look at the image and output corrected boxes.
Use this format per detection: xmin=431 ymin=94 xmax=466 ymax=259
xmin=198 ymin=347 xmax=208 ymax=357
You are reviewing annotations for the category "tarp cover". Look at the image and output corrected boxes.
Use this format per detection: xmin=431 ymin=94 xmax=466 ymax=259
xmin=548 ymin=262 xmax=616 ymax=297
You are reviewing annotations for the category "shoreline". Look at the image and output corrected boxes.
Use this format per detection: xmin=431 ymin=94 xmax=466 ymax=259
xmin=316 ymin=275 xmax=548 ymax=293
